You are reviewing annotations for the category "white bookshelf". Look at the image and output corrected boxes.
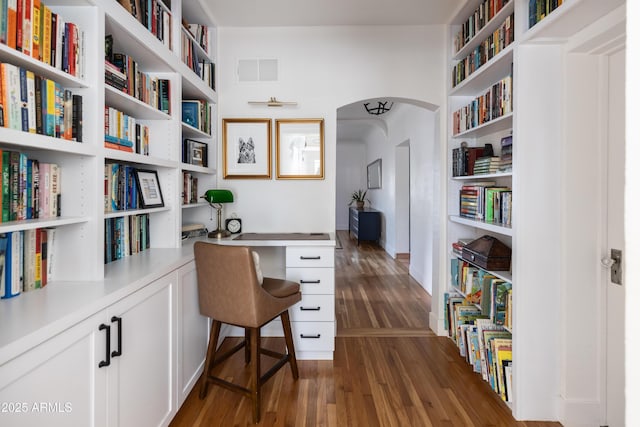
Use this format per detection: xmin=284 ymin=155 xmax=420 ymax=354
xmin=445 ymin=0 xmax=627 ymax=423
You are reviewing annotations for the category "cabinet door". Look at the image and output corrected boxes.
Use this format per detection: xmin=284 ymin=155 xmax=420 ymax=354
xmin=0 ymin=312 xmax=107 ymax=427
xmin=107 ymin=272 xmax=175 ymax=427
xmin=176 ymin=261 xmax=208 ymax=406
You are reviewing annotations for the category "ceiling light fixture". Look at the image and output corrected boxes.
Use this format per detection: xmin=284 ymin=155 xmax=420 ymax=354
xmin=363 ymin=101 xmax=394 ymax=115
xmin=248 ymin=97 xmax=297 ymax=107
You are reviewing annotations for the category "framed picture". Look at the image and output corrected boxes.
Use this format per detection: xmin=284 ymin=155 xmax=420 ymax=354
xmin=134 ymin=169 xmax=165 ymax=208
xmin=367 ymin=158 xmax=382 ymax=189
xmin=183 ymin=139 xmax=208 ymax=167
xmin=223 ymin=118 xmax=272 ymax=179
xmin=275 ymin=118 xmax=324 ymax=179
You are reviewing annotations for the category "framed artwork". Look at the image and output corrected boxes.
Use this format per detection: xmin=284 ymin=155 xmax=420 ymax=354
xmin=223 ymin=118 xmax=272 ymax=179
xmin=134 ymin=169 xmax=165 ymax=208
xmin=367 ymin=158 xmax=382 ymax=189
xmin=275 ymin=118 xmax=324 ymax=179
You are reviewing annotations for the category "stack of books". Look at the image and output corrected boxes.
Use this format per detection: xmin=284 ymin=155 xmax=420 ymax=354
xmin=473 ymin=156 xmax=501 ymax=175
xmin=105 ymin=60 xmax=127 ymax=92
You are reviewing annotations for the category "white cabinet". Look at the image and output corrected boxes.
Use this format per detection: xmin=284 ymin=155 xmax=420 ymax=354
xmin=0 ymin=312 xmax=107 ymax=427
xmin=105 ymin=271 xmax=175 ymax=427
xmin=285 ymin=246 xmax=335 ymax=360
xmin=176 ymin=260 xmax=208 ymax=406
xmin=0 ymin=272 xmax=175 ymax=427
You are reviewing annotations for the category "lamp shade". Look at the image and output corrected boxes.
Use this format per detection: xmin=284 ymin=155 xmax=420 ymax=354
xmin=203 ymin=189 xmax=234 ymax=204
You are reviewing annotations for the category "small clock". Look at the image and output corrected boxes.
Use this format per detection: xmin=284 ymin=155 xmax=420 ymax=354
xmin=225 ymin=218 xmax=242 ymax=234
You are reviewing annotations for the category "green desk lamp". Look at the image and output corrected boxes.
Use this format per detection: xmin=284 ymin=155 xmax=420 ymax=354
xmin=202 ymin=189 xmax=234 ymax=238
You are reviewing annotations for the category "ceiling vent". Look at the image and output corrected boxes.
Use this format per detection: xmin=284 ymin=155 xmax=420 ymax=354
xmin=237 ymin=59 xmax=278 ymax=82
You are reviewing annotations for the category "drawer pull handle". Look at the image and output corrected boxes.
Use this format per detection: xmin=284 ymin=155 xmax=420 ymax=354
xmin=300 ymin=306 xmax=321 ymax=311
xmin=111 ymin=316 xmax=123 ymax=358
xmin=300 ymin=334 xmax=321 ymax=339
xmin=300 ymin=280 xmax=321 ymax=284
xmin=300 ymin=256 xmax=321 ymax=260
xmin=98 ymin=323 xmax=111 ymax=368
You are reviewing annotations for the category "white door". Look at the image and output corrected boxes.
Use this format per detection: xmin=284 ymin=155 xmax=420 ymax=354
xmin=0 ymin=312 xmax=107 ymax=427
xmin=108 ymin=272 xmax=175 ymax=427
xmin=605 ymin=47 xmax=625 ymax=427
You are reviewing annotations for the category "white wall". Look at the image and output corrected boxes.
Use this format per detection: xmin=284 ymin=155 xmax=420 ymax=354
xmin=386 ymin=104 xmax=438 ymax=294
xmin=336 ymin=141 xmax=366 ymax=230
xmin=217 ymin=25 xmax=446 ymax=233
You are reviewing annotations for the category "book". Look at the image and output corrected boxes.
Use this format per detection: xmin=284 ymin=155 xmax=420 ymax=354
xmin=23 ymin=228 xmax=36 ymax=291
xmin=0 ymin=233 xmax=18 ymax=298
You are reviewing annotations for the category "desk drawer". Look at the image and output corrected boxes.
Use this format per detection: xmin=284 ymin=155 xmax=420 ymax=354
xmin=286 ymin=268 xmax=334 ymax=294
xmin=286 ymin=247 xmax=334 ymax=268
xmin=291 ymin=322 xmax=335 ymax=352
xmin=290 ymin=295 xmax=335 ymax=321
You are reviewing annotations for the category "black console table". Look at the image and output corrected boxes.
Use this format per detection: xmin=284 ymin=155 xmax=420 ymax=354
xmin=349 ymin=207 xmax=381 ymax=245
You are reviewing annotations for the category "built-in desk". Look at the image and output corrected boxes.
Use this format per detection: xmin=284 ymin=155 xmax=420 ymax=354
xmin=208 ymin=233 xmax=336 ymax=361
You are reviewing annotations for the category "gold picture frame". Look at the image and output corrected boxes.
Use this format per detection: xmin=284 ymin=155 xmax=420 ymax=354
xmin=275 ymin=118 xmax=324 ymax=179
xmin=223 ymin=118 xmax=272 ymax=179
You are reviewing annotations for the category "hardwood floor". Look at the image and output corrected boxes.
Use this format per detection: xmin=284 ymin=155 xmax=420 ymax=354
xmin=170 ymin=231 xmax=562 ymax=427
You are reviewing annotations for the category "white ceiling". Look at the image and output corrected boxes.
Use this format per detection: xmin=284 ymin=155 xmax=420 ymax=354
xmin=203 ymin=0 xmax=464 ymax=27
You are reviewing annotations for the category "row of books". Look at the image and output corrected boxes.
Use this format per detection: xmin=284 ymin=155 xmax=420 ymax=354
xmin=184 ymin=23 xmax=209 ymax=55
xmin=0 ymin=0 xmax=85 ymax=78
xmin=452 ymin=14 xmax=514 ymax=88
xmin=445 ymin=297 xmax=514 ymax=403
xmin=452 ymin=74 xmax=512 ymax=135
xmin=0 ymin=151 xmax=60 ymax=222
xmin=450 ymin=256 xmax=512 ymax=324
xmin=181 ymin=99 xmax=211 ymax=135
xmin=0 ymin=228 xmax=55 ymax=299
xmin=182 ymin=138 xmax=208 ymax=167
xmin=499 ymin=135 xmax=512 ymax=172
xmin=529 ymin=0 xmax=564 ymax=29
xmin=105 ymin=47 xmax=171 ymax=114
xmin=116 ymin=0 xmax=172 ymax=48
xmin=0 ymin=62 xmax=83 ymax=141
xmin=182 ymin=172 xmax=198 ymax=205
xmin=104 ymin=214 xmax=150 ymax=264
xmin=453 ymin=0 xmax=511 ymax=53
xmin=459 ymin=181 xmax=512 ymax=225
xmin=104 ymin=106 xmax=150 ymax=155
xmin=104 ymin=163 xmax=141 ymax=212
xmin=180 ymin=29 xmax=215 ymax=91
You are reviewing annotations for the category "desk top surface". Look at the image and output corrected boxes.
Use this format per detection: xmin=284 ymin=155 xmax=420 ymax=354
xmin=211 ymin=232 xmax=336 ymax=247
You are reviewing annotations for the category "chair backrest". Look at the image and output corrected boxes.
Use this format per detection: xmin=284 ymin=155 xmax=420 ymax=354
xmin=193 ymin=241 xmax=280 ymax=327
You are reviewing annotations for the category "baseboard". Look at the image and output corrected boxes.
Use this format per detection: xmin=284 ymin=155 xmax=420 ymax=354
xmin=396 ymin=253 xmax=410 ymax=260
xmin=559 ymin=398 xmax=602 ymax=427
xmin=429 ymin=312 xmax=448 ymax=336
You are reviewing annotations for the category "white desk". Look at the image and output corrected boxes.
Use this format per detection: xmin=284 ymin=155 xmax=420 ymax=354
xmin=205 ymin=232 xmax=336 ymax=361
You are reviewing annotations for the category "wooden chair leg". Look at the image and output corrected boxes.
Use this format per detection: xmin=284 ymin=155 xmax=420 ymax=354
xmin=200 ymin=320 xmax=221 ymax=399
xmin=250 ymin=327 xmax=261 ymax=423
xmin=280 ymin=310 xmax=299 ymax=379
xmin=244 ymin=328 xmax=251 ymax=364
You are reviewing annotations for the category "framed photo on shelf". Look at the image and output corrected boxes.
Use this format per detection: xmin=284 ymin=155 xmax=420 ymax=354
xmin=183 ymin=139 xmax=208 ymax=167
xmin=134 ymin=169 xmax=165 ymax=208
xmin=223 ymin=118 xmax=272 ymax=179
xmin=275 ymin=118 xmax=324 ymax=179
xmin=182 ymin=100 xmax=201 ymax=129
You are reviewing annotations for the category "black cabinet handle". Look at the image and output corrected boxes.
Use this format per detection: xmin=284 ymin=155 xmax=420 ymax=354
xmin=98 ymin=324 xmax=111 ymax=368
xmin=300 ymin=306 xmax=321 ymax=311
xmin=300 ymin=334 xmax=321 ymax=339
xmin=111 ymin=316 xmax=122 ymax=358
xmin=300 ymin=280 xmax=321 ymax=284
xmin=300 ymin=256 xmax=321 ymax=260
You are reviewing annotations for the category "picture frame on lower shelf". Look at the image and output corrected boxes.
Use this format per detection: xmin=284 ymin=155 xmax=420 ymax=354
xmin=183 ymin=139 xmax=208 ymax=167
xmin=134 ymin=169 xmax=165 ymax=208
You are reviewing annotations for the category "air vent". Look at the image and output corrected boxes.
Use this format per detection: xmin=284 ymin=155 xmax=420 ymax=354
xmin=237 ymin=59 xmax=278 ymax=82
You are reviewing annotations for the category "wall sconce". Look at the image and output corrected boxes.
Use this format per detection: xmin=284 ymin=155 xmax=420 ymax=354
xmin=202 ymin=189 xmax=234 ymax=238
xmin=248 ymin=97 xmax=297 ymax=107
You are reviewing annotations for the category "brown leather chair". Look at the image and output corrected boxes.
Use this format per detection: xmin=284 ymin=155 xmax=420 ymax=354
xmin=193 ymin=241 xmax=301 ymax=423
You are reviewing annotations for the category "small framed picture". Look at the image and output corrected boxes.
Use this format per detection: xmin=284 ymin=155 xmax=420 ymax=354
xmin=223 ymin=118 xmax=272 ymax=179
xmin=134 ymin=169 xmax=165 ymax=208
xmin=275 ymin=118 xmax=324 ymax=179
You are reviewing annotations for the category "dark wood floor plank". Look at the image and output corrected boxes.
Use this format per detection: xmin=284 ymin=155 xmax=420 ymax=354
xmin=170 ymin=230 xmax=561 ymax=427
